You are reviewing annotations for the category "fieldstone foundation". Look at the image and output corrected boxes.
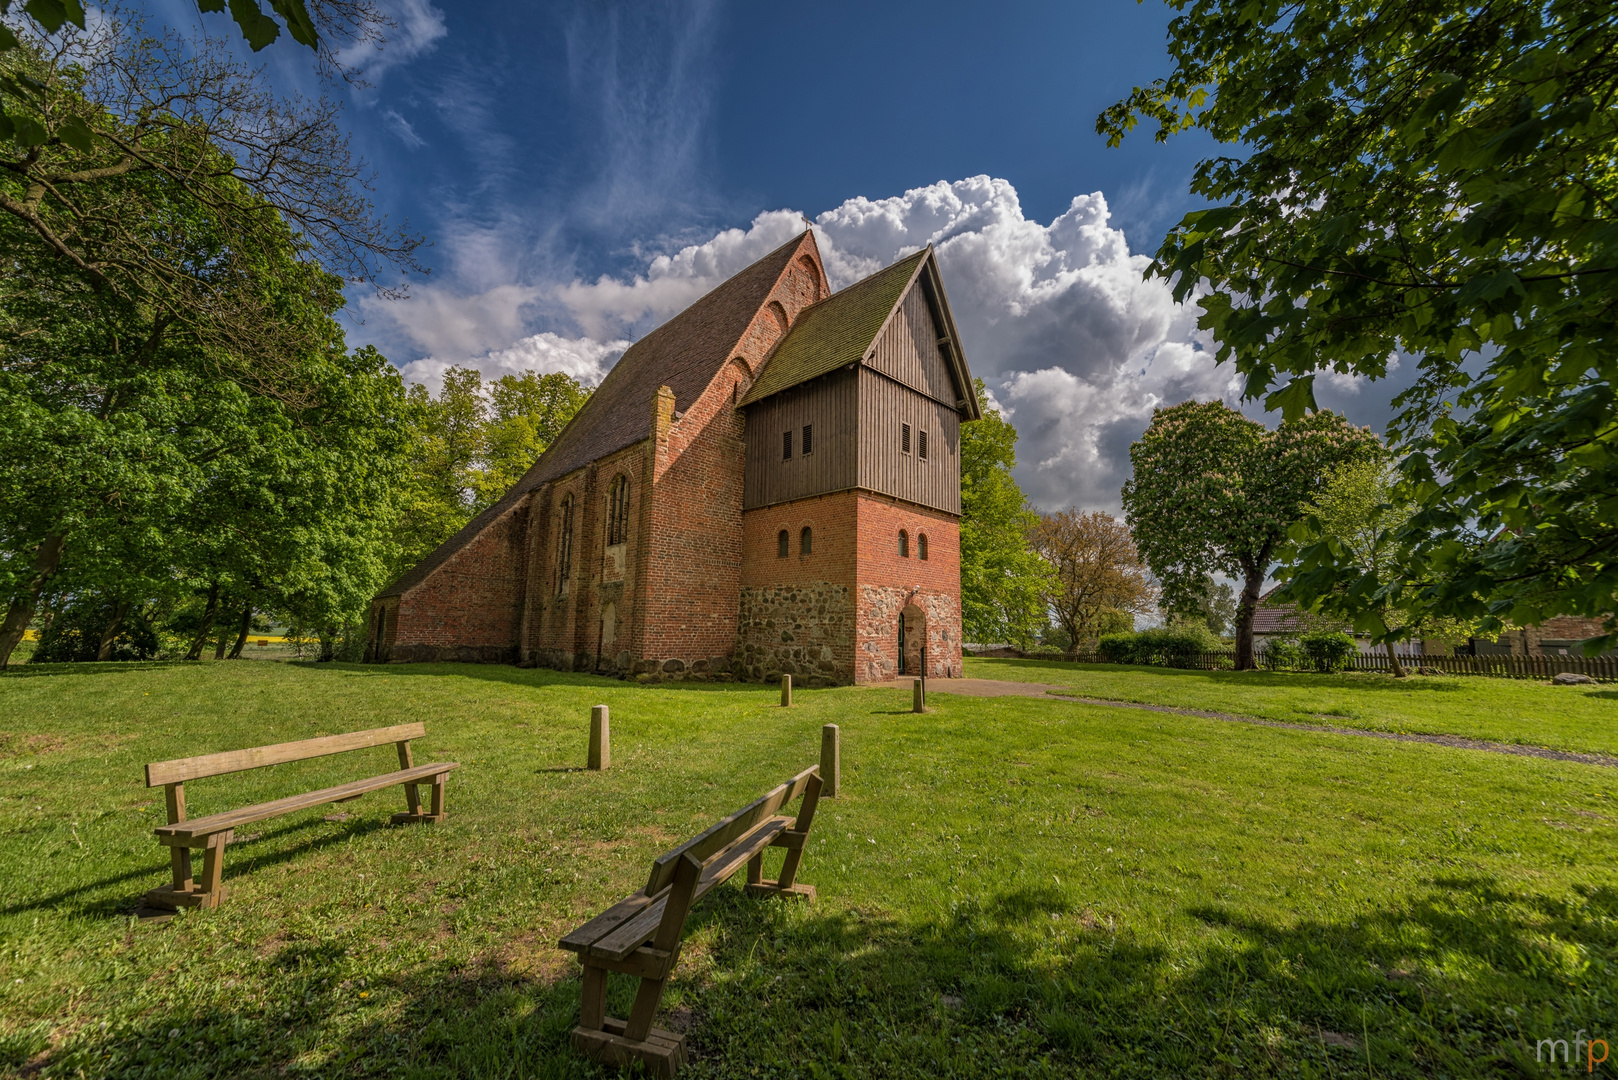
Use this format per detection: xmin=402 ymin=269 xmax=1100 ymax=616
xmin=735 ymin=583 xmax=855 ymax=686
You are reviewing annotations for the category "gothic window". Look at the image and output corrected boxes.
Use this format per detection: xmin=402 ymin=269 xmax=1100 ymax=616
xmin=556 ymin=495 xmax=574 ymax=594
xmin=778 ymin=529 xmax=790 ymax=558
xmin=898 ymin=530 xmax=909 ymax=558
xmin=901 ymin=422 xmax=911 ymax=454
xmin=918 ymin=430 xmax=928 ymax=461
xmin=783 ymin=430 xmax=793 ymax=460
xmin=918 ymin=533 xmax=929 ymax=560
xmin=801 ymin=423 xmax=813 ymax=455
xmin=607 ymin=474 xmax=631 ymax=546
xmin=800 ymin=527 xmax=813 ymax=555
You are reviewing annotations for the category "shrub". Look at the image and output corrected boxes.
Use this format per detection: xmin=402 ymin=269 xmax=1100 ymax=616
xmin=32 ymin=600 xmax=161 ymax=663
xmin=1300 ymin=630 xmax=1357 ymax=673
xmin=1098 ymin=623 xmax=1223 ymax=668
xmin=1097 ymin=633 xmax=1137 ymax=664
xmin=1262 ymin=637 xmax=1305 ymax=669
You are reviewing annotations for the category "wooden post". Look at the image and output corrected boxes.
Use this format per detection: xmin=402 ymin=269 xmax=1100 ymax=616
xmin=820 ymin=724 xmax=840 ymax=798
xmin=589 ymin=705 xmax=610 ymax=770
xmin=781 ymin=674 xmax=792 ymax=707
xmin=913 ymin=678 xmax=924 ymax=713
xmin=921 ymin=644 xmax=927 ymax=701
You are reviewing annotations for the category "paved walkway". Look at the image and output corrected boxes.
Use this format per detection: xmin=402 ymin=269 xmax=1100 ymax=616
xmin=868 ymin=677 xmax=1618 ymax=769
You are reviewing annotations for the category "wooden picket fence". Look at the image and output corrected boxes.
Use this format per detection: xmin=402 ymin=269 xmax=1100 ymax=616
xmin=969 ymin=647 xmax=1618 ymax=680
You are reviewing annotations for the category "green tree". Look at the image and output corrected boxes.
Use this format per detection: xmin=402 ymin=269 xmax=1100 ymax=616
xmin=1284 ymin=455 xmax=1490 ymax=676
xmin=1100 ymin=0 xmax=1618 ymax=649
xmin=1181 ymin=575 xmax=1237 ymax=638
xmin=387 ymin=368 xmax=591 ymax=584
xmin=959 ymin=379 xmax=1050 ymax=648
xmin=1122 ymin=400 xmax=1379 ymax=669
xmin=1027 ymin=509 xmax=1156 ymax=653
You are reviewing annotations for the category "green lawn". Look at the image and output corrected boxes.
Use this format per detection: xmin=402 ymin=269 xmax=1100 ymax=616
xmin=965 ymin=656 xmax=1618 ymax=757
xmin=0 ymin=660 xmax=1613 ymax=1078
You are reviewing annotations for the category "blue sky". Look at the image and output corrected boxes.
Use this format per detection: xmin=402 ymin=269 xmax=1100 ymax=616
xmin=209 ymin=0 xmax=1410 ymax=514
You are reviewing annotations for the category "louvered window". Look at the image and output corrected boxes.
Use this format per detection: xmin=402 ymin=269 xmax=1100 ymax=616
xmin=783 ymin=430 xmax=792 ymax=460
xmin=918 ymin=430 xmax=928 ymax=461
xmin=901 ymin=423 xmax=911 ymax=454
xmin=801 ymin=423 xmax=812 ymax=455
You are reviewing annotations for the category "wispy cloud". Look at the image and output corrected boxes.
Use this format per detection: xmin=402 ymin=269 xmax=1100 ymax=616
xmin=381 ymin=107 xmax=426 ymax=148
xmin=339 ymin=0 xmax=447 ymax=84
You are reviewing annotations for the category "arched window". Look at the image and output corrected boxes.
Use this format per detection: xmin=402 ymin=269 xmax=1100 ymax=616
xmin=800 ymin=527 xmax=813 ymax=555
xmin=898 ymin=530 xmax=909 ymax=558
xmin=778 ymin=530 xmax=790 ymax=558
xmin=918 ymin=533 xmax=929 ymax=561
xmin=607 ymin=475 xmax=631 ymax=546
xmin=556 ymin=495 xmax=574 ymax=594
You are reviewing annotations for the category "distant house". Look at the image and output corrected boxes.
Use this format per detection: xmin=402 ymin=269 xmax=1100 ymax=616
xmin=1250 ymin=585 xmax=1613 ymax=658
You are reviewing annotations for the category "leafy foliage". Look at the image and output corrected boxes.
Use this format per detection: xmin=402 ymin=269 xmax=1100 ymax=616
xmin=1097 ymin=623 xmax=1224 ymax=667
xmin=1299 ymin=631 xmax=1358 ymax=674
xmin=1100 ymin=0 xmax=1618 ymax=647
xmin=388 ymin=368 xmax=591 ymax=585
xmin=1122 ymin=400 xmax=1379 ymax=668
xmin=959 ymin=379 xmax=1050 ymax=647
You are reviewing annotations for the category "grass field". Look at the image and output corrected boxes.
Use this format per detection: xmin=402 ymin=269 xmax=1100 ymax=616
xmin=965 ymin=657 xmax=1618 ymax=757
xmin=0 ymin=660 xmax=1613 ymax=1078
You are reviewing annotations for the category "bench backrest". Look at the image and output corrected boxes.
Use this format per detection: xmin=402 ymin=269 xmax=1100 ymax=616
xmin=145 ymin=722 xmax=428 ymax=787
xmin=644 ymin=764 xmax=818 ymax=895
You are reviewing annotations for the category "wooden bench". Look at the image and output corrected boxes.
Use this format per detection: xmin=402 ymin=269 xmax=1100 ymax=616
xmin=559 ymin=763 xmax=823 ymax=1076
xmin=143 ymin=722 xmax=458 ymax=910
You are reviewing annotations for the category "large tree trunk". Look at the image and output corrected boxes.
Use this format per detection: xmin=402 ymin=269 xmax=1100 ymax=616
xmin=1384 ymin=638 xmax=1406 ymax=678
xmin=1233 ymin=562 xmax=1267 ymax=671
xmin=0 ymin=534 xmax=66 ymax=670
xmin=319 ymin=625 xmax=336 ymax=663
xmin=227 ymin=602 xmax=252 ymax=659
xmin=95 ymin=599 xmax=132 ymax=661
xmin=185 ymin=582 xmax=221 ymax=661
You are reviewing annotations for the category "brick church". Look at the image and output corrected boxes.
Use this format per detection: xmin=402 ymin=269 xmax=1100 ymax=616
xmin=366 ymin=228 xmax=980 ymax=684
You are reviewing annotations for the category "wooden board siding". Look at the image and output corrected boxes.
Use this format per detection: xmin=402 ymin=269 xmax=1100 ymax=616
xmin=855 ymin=368 xmax=961 ymax=515
xmin=742 ymin=369 xmax=859 ymax=509
xmin=866 ymin=280 xmax=962 ymax=407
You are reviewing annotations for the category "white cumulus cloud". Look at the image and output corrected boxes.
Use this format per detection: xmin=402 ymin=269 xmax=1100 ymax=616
xmin=368 ymin=176 xmax=1240 ymax=513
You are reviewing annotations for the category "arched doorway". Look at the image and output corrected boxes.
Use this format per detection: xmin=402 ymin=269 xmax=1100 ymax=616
xmin=898 ymin=603 xmax=925 ymax=677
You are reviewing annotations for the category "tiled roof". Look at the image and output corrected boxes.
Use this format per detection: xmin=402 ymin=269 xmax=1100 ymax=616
xmin=1250 ymin=587 xmax=1313 ymax=635
xmin=736 ymin=250 xmax=927 ymax=407
xmin=378 ymin=231 xmax=814 ymax=599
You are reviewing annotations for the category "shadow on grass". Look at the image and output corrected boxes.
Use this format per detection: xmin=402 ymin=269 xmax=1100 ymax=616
xmin=972 ymin=658 xmax=1481 ymax=697
xmin=4 ymin=814 xmax=392 ymax=920
xmin=0 ymin=659 xmax=193 ymax=679
xmin=25 ymin=872 xmax=1614 ymax=1078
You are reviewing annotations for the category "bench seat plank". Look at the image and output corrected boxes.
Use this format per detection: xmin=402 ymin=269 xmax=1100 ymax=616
xmin=583 ymin=817 xmax=791 ymax=962
xmin=155 ymin=763 xmax=458 ymax=840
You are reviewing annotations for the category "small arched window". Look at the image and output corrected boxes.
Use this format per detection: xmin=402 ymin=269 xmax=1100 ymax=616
xmin=778 ymin=530 xmax=790 ymax=558
xmin=800 ymin=527 xmax=813 ymax=556
xmin=898 ymin=530 xmax=909 ymax=558
xmin=607 ymin=474 xmax=631 ymax=546
xmin=918 ymin=533 xmax=929 ymax=561
xmin=556 ymin=495 xmax=575 ymax=594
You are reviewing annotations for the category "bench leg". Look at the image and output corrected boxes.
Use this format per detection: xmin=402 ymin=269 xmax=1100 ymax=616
xmin=391 ymin=773 xmax=447 ymax=825
xmin=572 ymin=963 xmax=688 ymax=1077
xmin=747 ymin=853 xmax=763 ymax=886
xmin=145 ymin=833 xmax=231 ymax=910
xmin=580 ymin=964 xmax=607 ymax=1030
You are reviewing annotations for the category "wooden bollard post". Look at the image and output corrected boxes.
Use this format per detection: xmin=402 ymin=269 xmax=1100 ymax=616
xmin=820 ymin=723 xmax=840 ymax=798
xmin=781 ymin=674 xmax=792 ymax=707
xmin=588 ymin=704 xmax=610 ymax=770
xmin=912 ymin=678 xmax=924 ymax=713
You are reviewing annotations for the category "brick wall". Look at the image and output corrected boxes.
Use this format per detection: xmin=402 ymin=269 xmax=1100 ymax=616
xmin=736 ymin=490 xmax=860 ymax=684
xmin=853 ymin=495 xmax=962 ymax=682
xmin=386 ymin=503 xmax=529 ymax=663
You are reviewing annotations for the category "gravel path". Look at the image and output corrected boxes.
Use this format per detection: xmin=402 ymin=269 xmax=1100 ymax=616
xmin=873 ymin=677 xmax=1618 ymax=769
